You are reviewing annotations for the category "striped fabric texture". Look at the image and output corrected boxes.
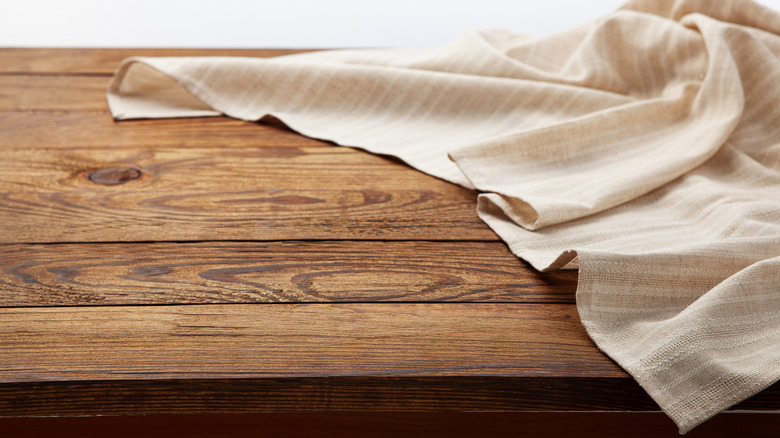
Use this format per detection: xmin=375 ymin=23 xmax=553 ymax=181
xmin=107 ymin=0 xmax=780 ymax=433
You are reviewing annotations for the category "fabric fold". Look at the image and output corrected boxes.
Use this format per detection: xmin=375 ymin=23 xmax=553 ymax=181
xmin=107 ymin=0 xmax=780 ymax=433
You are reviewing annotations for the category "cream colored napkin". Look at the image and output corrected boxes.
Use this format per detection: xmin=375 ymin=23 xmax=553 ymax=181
xmin=107 ymin=0 xmax=780 ymax=433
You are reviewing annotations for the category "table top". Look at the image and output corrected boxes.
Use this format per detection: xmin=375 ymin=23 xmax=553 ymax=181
xmin=0 ymin=48 xmax=777 ymax=419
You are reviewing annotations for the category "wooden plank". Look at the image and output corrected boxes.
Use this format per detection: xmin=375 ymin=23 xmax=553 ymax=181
xmin=3 ymin=412 xmax=780 ymax=438
xmin=0 ymin=303 xmax=622 ymax=381
xmin=0 ymin=48 xmax=316 ymax=75
xmin=0 ymin=75 xmax=109 ymax=111
xmin=0 ymin=378 xmax=657 ymax=417
xmin=0 ymin=111 xmax=320 ymax=150
xmin=0 ymin=241 xmax=577 ymax=306
xmin=0 ymin=145 xmax=493 ymax=242
xmin=0 ymin=378 xmax=776 ymax=418
xmin=1 ymin=303 xmax=777 ymax=416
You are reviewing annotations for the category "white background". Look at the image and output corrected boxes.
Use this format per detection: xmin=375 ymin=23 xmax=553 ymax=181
xmin=2 ymin=0 xmax=780 ymax=48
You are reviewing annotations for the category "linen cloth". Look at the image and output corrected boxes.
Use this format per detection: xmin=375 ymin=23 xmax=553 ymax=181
xmin=106 ymin=0 xmax=780 ymax=433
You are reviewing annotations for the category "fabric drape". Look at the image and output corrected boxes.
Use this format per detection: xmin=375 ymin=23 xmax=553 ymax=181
xmin=107 ymin=0 xmax=780 ymax=432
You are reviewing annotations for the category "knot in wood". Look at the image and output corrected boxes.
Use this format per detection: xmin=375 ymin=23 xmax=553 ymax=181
xmin=88 ymin=167 xmax=142 ymax=186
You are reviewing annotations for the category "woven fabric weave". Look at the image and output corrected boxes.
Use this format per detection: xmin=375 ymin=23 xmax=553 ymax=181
xmin=107 ymin=0 xmax=780 ymax=432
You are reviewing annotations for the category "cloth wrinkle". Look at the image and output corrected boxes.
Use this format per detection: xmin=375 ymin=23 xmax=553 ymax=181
xmin=106 ymin=0 xmax=780 ymax=433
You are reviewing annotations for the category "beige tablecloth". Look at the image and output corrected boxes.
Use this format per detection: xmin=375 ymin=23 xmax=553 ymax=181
xmin=107 ymin=0 xmax=780 ymax=433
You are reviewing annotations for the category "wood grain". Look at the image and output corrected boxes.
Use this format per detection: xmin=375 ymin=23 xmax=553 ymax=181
xmin=0 ymin=378 xmax=776 ymax=418
xmin=0 ymin=241 xmax=577 ymax=306
xmin=0 ymin=378 xmax=659 ymax=417
xmin=0 ymin=111 xmax=319 ymax=150
xmin=0 ymin=145 xmax=495 ymax=242
xmin=0 ymin=303 xmax=623 ymax=381
xmin=0 ymin=307 xmax=776 ymax=416
xmin=5 ymin=49 xmax=776 ymax=427
xmin=0 ymin=76 xmax=108 ymax=111
xmin=0 ymin=48 xmax=316 ymax=75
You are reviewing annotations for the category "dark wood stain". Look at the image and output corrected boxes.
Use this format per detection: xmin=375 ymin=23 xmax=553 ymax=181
xmin=0 ymin=377 xmax=776 ymax=417
xmin=3 ymin=412 xmax=780 ymax=438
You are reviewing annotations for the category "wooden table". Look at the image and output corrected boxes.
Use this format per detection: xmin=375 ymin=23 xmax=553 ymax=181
xmin=1 ymin=49 xmax=778 ymax=437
